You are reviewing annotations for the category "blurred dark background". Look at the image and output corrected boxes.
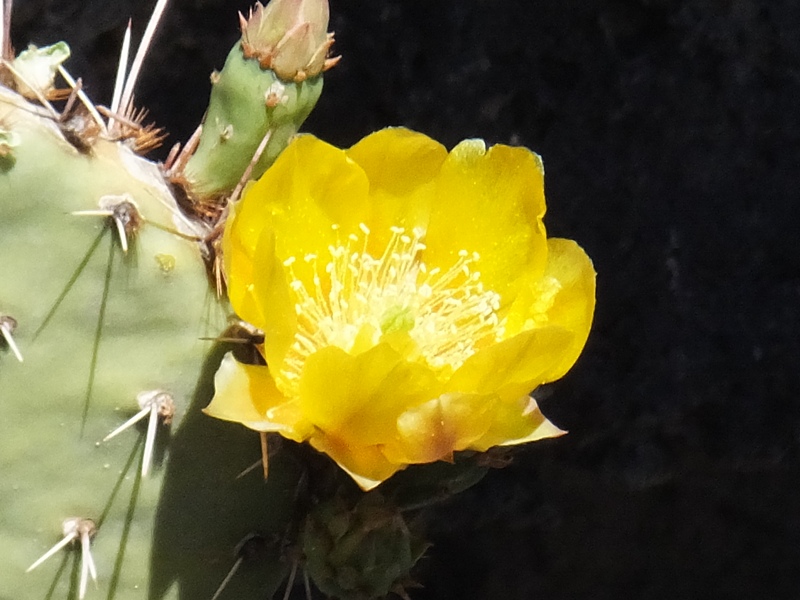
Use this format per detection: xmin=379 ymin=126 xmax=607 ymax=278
xmin=12 ymin=1 xmax=800 ymax=598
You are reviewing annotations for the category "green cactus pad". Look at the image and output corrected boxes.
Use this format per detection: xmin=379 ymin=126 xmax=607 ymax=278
xmin=0 ymin=86 xmax=300 ymax=600
xmin=182 ymin=44 xmax=324 ymax=201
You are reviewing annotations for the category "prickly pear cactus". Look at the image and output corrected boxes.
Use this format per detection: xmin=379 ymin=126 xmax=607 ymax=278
xmin=0 ymin=1 xmax=333 ymax=598
xmin=0 ymin=100 xmax=296 ymax=599
xmin=1 ymin=1 xmax=585 ymax=599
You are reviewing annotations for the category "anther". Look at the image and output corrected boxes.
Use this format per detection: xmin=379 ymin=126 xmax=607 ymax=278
xmin=102 ymin=390 xmax=175 ymax=477
xmin=72 ymin=194 xmax=142 ymax=253
xmin=0 ymin=314 xmax=23 ymax=362
xmin=27 ymin=517 xmax=97 ymax=600
xmin=279 ymin=224 xmax=505 ymax=385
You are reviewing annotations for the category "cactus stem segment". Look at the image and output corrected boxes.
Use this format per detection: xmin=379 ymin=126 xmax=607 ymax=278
xmin=72 ymin=195 xmax=142 ymax=253
xmin=34 ymin=228 xmax=107 ymax=341
xmin=103 ymin=390 xmax=175 ymax=477
xmin=80 ymin=235 xmax=116 ymax=433
xmin=211 ymin=533 xmax=269 ymax=600
xmin=0 ymin=314 xmax=22 ymax=362
xmin=26 ymin=518 xmax=97 ymax=600
xmin=230 ymin=128 xmax=273 ymax=203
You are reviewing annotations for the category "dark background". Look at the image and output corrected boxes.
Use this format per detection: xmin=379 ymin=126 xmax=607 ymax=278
xmin=13 ymin=1 xmax=800 ymax=598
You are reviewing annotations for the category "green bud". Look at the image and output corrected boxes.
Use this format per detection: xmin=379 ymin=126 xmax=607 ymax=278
xmin=240 ymin=0 xmax=339 ymax=83
xmin=181 ymin=0 xmax=337 ymax=203
xmin=11 ymin=42 xmax=70 ymax=99
xmin=303 ymin=494 xmax=427 ymax=600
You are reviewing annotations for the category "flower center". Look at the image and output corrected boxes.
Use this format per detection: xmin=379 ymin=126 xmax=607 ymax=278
xmin=279 ymin=224 xmax=505 ymax=391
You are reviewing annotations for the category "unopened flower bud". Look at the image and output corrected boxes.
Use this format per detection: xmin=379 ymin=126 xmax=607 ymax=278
xmin=240 ymin=0 xmax=339 ymax=82
xmin=12 ymin=42 xmax=70 ymax=99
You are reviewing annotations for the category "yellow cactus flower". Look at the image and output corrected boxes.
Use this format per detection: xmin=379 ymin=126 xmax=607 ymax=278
xmin=205 ymin=128 xmax=596 ymax=490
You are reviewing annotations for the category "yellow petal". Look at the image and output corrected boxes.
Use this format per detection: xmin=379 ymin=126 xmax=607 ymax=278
xmin=347 ymin=128 xmax=447 ymax=196
xmin=298 ymin=344 xmax=442 ymax=448
xmin=249 ymin=228 xmax=298 ymax=369
xmin=308 ymin=433 xmax=402 ymax=491
xmin=222 ymin=194 xmax=265 ymax=328
xmin=204 ymin=353 xmax=312 ymax=442
xmin=505 ymin=238 xmax=596 ymax=381
xmin=384 ymin=392 xmax=497 ymax=465
xmin=229 ymin=134 xmax=370 ymax=290
xmin=424 ymin=140 xmax=549 ymax=302
xmin=222 ymin=224 xmax=298 ymax=369
xmin=470 ymin=394 xmax=565 ymax=452
xmin=446 ymin=326 xmax=575 ymax=401
xmin=538 ymin=238 xmax=596 ymax=380
xmin=346 ymin=128 xmax=447 ymax=251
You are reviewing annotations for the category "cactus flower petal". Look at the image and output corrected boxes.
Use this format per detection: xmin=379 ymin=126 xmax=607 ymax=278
xmin=209 ymin=128 xmax=596 ymax=489
xmin=477 ymin=393 xmax=567 ymax=451
xmin=205 ymin=352 xmax=313 ymax=442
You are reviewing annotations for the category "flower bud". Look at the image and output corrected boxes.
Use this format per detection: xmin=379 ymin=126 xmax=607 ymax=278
xmin=240 ymin=0 xmax=339 ymax=82
xmin=302 ymin=494 xmax=428 ymax=600
xmin=12 ymin=42 xmax=70 ymax=99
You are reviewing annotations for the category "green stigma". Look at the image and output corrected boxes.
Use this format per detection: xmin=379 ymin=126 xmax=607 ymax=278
xmin=380 ymin=305 xmax=415 ymax=334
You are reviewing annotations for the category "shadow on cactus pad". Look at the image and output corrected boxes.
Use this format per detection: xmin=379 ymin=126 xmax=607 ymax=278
xmin=150 ymin=342 xmax=305 ymax=600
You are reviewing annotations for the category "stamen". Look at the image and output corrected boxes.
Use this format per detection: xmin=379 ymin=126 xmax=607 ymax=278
xmin=277 ymin=224 xmax=505 ymax=392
